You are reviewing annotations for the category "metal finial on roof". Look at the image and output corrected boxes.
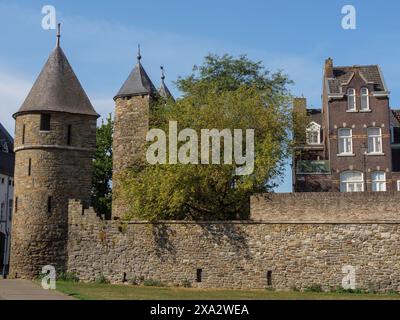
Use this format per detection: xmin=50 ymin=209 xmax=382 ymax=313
xmin=56 ymin=23 xmax=61 ymax=47
xmin=161 ymin=66 xmax=165 ymax=81
xmin=137 ymin=44 xmax=142 ymax=62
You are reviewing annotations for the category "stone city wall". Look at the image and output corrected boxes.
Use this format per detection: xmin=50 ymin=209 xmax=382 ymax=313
xmin=67 ymin=195 xmax=400 ymax=292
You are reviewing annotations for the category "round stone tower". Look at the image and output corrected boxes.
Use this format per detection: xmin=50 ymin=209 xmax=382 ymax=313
xmin=9 ymin=27 xmax=99 ymax=279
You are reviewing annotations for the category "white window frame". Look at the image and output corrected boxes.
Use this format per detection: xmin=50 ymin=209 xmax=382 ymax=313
xmin=347 ymin=88 xmax=356 ymax=111
xmin=371 ymin=171 xmax=386 ymax=192
xmin=340 ymin=171 xmax=364 ymax=193
xmin=360 ymin=87 xmax=370 ymax=111
xmin=367 ymin=127 xmax=383 ymax=154
xmin=306 ymin=122 xmax=321 ymax=145
xmin=338 ymin=128 xmax=353 ymax=155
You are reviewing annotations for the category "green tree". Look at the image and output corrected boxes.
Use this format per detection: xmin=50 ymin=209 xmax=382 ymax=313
xmin=92 ymin=114 xmax=113 ymax=219
xmin=121 ymin=54 xmax=294 ymax=221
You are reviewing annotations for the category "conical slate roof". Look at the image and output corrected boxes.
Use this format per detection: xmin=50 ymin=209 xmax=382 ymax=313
xmin=114 ymin=60 xmax=157 ymax=100
xmin=159 ymin=80 xmax=175 ymax=101
xmin=14 ymin=46 xmax=99 ymax=118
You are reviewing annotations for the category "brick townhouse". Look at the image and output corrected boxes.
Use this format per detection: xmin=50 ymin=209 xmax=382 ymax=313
xmin=293 ymin=58 xmax=400 ymax=192
xmin=0 ymin=122 xmax=14 ymax=275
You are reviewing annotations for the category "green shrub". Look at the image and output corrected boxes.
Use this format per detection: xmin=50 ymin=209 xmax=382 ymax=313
xmin=334 ymin=286 xmax=365 ymax=294
xmin=95 ymin=274 xmax=110 ymax=284
xmin=181 ymin=279 xmax=192 ymax=288
xmin=304 ymin=284 xmax=323 ymax=293
xmin=143 ymin=279 xmax=165 ymax=287
xmin=57 ymin=272 xmax=79 ymax=282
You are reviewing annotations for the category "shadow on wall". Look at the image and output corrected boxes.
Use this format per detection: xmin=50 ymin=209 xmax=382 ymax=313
xmin=199 ymin=224 xmax=251 ymax=259
xmin=150 ymin=223 xmax=252 ymax=262
xmin=151 ymin=224 xmax=177 ymax=261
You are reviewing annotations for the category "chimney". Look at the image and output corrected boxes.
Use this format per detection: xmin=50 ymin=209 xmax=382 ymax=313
xmin=324 ymin=58 xmax=334 ymax=78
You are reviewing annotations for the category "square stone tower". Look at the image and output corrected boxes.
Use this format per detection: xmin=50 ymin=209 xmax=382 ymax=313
xmin=112 ymin=50 xmax=158 ymax=219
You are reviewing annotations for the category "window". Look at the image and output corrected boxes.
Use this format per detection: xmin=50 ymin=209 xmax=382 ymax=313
xmin=397 ymin=180 xmax=400 ymax=191
xmin=347 ymin=88 xmax=356 ymax=111
xmin=340 ymin=171 xmax=364 ymax=192
xmin=40 ymin=114 xmax=51 ymax=131
xmin=28 ymin=158 xmax=31 ymax=176
xmin=391 ymin=126 xmax=400 ymax=144
xmin=15 ymin=197 xmax=18 ymax=212
xmin=306 ymin=122 xmax=321 ymax=145
xmin=267 ymin=271 xmax=273 ymax=286
xmin=8 ymin=199 xmax=12 ymax=220
xmin=360 ymin=88 xmax=370 ymax=111
xmin=22 ymin=124 xmax=26 ymax=144
xmin=196 ymin=269 xmax=202 ymax=283
xmin=371 ymin=171 xmax=386 ymax=192
xmin=67 ymin=125 xmax=72 ymax=146
xmin=338 ymin=128 xmax=353 ymax=154
xmin=47 ymin=196 xmax=52 ymax=214
xmin=368 ymin=127 xmax=382 ymax=154
xmin=0 ymin=202 xmax=4 ymax=222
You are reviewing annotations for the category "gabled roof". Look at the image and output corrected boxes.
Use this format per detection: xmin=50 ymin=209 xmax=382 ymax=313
xmin=326 ymin=65 xmax=387 ymax=95
xmin=391 ymin=110 xmax=400 ymax=126
xmin=114 ymin=60 xmax=157 ymax=100
xmin=14 ymin=46 xmax=99 ymax=118
xmin=0 ymin=123 xmax=14 ymax=177
xmin=307 ymin=109 xmax=322 ymax=126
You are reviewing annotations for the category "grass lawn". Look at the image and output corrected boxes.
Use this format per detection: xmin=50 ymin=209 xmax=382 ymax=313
xmin=55 ymin=281 xmax=400 ymax=300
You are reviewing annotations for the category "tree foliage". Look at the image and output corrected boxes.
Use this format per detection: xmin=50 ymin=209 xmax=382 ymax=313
xmin=91 ymin=115 xmax=113 ymax=219
xmin=121 ymin=54 xmax=294 ymax=221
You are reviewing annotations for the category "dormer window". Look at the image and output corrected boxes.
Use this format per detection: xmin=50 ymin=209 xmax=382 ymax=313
xmin=347 ymin=88 xmax=356 ymax=111
xmin=0 ymin=141 xmax=8 ymax=153
xmin=306 ymin=122 xmax=321 ymax=145
xmin=360 ymin=87 xmax=370 ymax=111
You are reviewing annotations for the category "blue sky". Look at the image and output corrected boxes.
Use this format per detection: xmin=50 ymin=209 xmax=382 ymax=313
xmin=1 ymin=0 xmax=400 ymax=192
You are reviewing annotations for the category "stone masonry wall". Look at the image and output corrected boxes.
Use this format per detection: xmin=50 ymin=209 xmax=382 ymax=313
xmin=251 ymin=192 xmax=400 ymax=222
xmin=67 ymin=198 xmax=400 ymax=292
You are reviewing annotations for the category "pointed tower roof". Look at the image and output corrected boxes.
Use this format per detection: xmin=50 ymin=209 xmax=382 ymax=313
xmin=114 ymin=45 xmax=157 ymax=100
xmin=14 ymin=25 xmax=98 ymax=118
xmin=158 ymin=66 xmax=175 ymax=101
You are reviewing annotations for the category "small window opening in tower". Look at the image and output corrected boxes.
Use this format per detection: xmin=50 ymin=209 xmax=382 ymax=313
xmin=28 ymin=158 xmax=31 ymax=176
xmin=40 ymin=114 xmax=51 ymax=131
xmin=22 ymin=124 xmax=26 ymax=144
xmin=67 ymin=125 xmax=72 ymax=146
xmin=47 ymin=196 xmax=52 ymax=214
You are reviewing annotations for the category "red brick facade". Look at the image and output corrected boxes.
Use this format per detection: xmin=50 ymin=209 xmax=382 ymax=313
xmin=294 ymin=59 xmax=400 ymax=193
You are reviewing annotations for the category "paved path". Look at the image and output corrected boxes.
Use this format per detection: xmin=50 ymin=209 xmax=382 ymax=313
xmin=0 ymin=279 xmax=75 ymax=300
